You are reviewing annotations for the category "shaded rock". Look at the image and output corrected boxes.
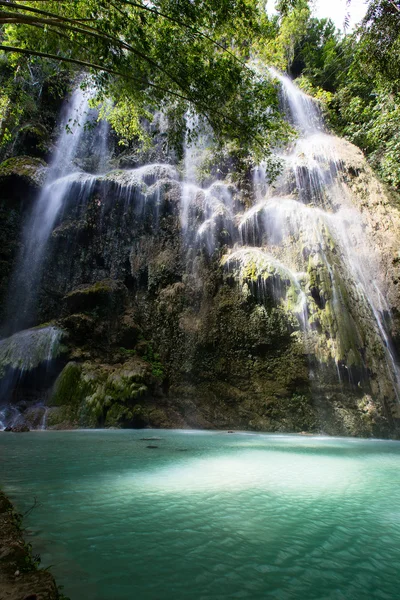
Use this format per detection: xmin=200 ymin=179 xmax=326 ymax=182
xmin=23 ymin=407 xmax=46 ymax=429
xmin=0 ymin=156 xmax=47 ymax=195
xmin=63 ymin=279 xmax=128 ymax=316
xmin=60 ymin=312 xmax=95 ymax=339
xmin=118 ymin=311 xmax=142 ymax=349
xmin=10 ymin=424 xmax=30 ymax=433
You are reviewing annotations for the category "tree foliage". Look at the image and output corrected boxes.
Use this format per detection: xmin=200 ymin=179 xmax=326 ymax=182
xmin=0 ymin=0 xmax=398 ymax=188
xmin=266 ymin=0 xmax=400 ymax=191
xmin=0 ymin=0 xmax=289 ymax=158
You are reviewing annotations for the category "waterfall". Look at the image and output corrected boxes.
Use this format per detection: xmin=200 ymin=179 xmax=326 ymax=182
xmin=0 ymin=325 xmax=63 ymax=429
xmin=226 ymin=68 xmax=400 ymax=411
xmin=2 ymin=86 xmax=107 ymax=335
xmin=1 ymin=70 xmax=399 ymax=431
xmin=180 ymin=114 xmax=236 ymax=256
xmin=0 ymin=85 xmax=107 ymax=427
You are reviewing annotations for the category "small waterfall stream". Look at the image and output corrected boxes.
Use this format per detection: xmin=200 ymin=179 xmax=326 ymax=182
xmin=4 ymin=86 xmax=108 ymax=335
xmin=0 ymin=86 xmax=106 ymax=427
xmin=0 ymin=325 xmax=63 ymax=428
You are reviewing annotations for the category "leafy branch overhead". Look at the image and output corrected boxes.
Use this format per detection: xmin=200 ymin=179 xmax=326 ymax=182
xmin=0 ymin=0 xmax=288 ymax=157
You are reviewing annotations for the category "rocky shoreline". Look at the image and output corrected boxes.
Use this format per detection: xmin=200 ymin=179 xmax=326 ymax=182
xmin=0 ymin=491 xmax=62 ymax=600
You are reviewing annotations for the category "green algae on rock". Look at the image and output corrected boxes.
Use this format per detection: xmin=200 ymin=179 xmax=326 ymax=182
xmin=0 ymin=156 xmax=47 ymax=190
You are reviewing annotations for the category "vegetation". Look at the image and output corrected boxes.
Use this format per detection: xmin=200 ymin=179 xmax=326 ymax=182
xmin=263 ymin=0 xmax=400 ymax=190
xmin=0 ymin=0 xmax=291 ymax=160
xmin=0 ymin=0 xmax=398 ymax=186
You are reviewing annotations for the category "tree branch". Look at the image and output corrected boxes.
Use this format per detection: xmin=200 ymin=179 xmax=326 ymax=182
xmin=0 ymin=0 xmax=248 ymax=69
xmin=0 ymin=44 xmax=192 ymax=101
xmin=0 ymin=44 xmax=266 ymax=151
xmin=0 ymin=6 xmax=199 ymax=109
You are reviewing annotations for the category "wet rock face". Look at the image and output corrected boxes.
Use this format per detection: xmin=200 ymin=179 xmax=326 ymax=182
xmin=0 ymin=157 xmax=48 ymax=324
xmin=0 ymin=162 xmax=383 ymax=435
xmin=0 ymin=162 xmax=317 ymax=432
xmin=337 ymin=137 xmax=400 ymax=347
xmin=3 ymin=423 xmax=30 ymax=432
xmin=0 ymin=156 xmax=47 ymax=193
xmin=1 ymin=125 xmax=400 ymax=436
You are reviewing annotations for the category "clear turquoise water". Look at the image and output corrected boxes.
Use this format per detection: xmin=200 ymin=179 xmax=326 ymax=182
xmin=1 ymin=430 xmax=400 ymax=600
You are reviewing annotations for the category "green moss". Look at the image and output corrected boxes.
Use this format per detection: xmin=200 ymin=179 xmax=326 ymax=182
xmin=104 ymin=403 xmax=133 ymax=427
xmin=63 ymin=279 xmax=127 ymax=317
xmin=142 ymin=344 xmax=164 ymax=380
xmin=48 ymin=357 xmax=153 ymax=427
xmin=0 ymin=156 xmax=46 ymax=187
xmin=119 ymin=347 xmax=136 ymax=357
xmin=49 ymin=362 xmax=89 ymax=407
xmin=46 ymin=406 xmax=80 ymax=428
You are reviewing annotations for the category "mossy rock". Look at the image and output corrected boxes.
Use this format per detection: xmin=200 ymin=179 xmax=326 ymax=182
xmin=0 ymin=156 xmax=47 ymax=192
xmin=48 ymin=358 xmax=154 ymax=427
xmin=118 ymin=311 xmax=142 ymax=349
xmin=104 ymin=403 xmax=134 ymax=427
xmin=63 ymin=279 xmax=128 ymax=316
xmin=60 ymin=313 xmax=96 ymax=343
xmin=46 ymin=406 xmax=81 ymax=429
xmin=48 ymin=361 xmax=89 ymax=407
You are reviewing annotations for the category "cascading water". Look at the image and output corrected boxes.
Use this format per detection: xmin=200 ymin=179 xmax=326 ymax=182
xmin=1 ymin=70 xmax=399 ymax=432
xmin=223 ymin=68 xmax=400 ymax=417
xmin=3 ymin=87 xmax=97 ymax=334
xmin=180 ymin=114 xmax=236 ymax=256
xmin=0 ymin=86 xmax=105 ymax=427
xmin=0 ymin=325 xmax=63 ymax=429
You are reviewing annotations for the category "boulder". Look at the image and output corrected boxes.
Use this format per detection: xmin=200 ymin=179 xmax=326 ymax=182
xmin=63 ymin=279 xmax=128 ymax=316
xmin=0 ymin=156 xmax=47 ymax=195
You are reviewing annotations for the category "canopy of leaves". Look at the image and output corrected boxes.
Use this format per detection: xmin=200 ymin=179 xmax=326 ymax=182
xmin=0 ymin=0 xmax=291 ymax=159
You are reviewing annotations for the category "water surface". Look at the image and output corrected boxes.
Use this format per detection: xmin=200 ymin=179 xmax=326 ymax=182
xmin=1 ymin=430 xmax=400 ymax=599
